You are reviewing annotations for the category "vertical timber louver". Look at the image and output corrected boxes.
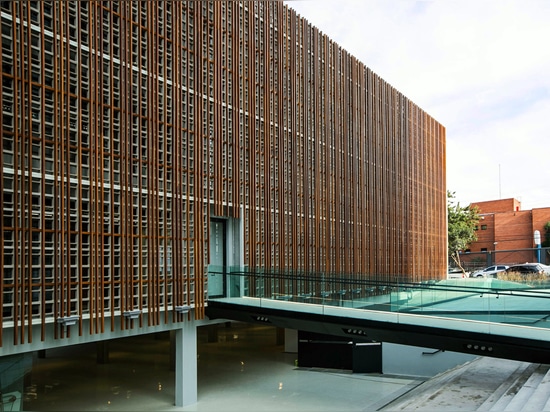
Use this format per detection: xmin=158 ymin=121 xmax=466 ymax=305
xmin=0 ymin=1 xmax=445 ymax=346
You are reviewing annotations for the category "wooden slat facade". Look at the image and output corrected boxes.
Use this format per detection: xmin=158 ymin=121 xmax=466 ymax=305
xmin=0 ymin=1 xmax=446 ymax=347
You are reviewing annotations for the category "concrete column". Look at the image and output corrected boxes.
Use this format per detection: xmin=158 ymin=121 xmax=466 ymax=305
xmin=284 ymin=328 xmax=298 ymax=353
xmin=96 ymin=341 xmax=109 ymax=364
xmin=169 ymin=330 xmax=176 ymax=372
xmin=175 ymin=319 xmax=198 ymax=407
xmin=207 ymin=324 xmax=218 ymax=343
xmin=276 ymin=327 xmax=285 ymax=346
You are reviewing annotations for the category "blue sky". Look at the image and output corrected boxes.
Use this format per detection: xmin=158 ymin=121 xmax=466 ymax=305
xmin=285 ymin=0 xmax=550 ymax=210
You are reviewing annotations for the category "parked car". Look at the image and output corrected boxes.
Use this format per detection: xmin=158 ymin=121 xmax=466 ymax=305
xmin=447 ymin=267 xmax=470 ymax=279
xmin=504 ymin=263 xmax=550 ymax=276
xmin=470 ymin=265 xmax=509 ymax=278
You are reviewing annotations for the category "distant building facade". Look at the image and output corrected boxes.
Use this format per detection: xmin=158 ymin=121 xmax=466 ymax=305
xmin=0 ymin=1 xmax=446 ymax=406
xmin=462 ymin=198 xmax=550 ymax=267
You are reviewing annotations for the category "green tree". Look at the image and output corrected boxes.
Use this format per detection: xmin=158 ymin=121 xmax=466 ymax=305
xmin=447 ymin=191 xmax=480 ymax=273
xmin=542 ymin=221 xmax=550 ymax=248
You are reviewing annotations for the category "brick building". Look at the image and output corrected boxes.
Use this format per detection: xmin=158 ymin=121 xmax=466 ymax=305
xmin=462 ymin=198 xmax=550 ymax=268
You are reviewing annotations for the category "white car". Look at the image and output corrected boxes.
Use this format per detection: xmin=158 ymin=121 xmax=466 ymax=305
xmin=447 ymin=268 xmax=470 ymax=278
xmin=470 ymin=265 xmax=509 ymax=278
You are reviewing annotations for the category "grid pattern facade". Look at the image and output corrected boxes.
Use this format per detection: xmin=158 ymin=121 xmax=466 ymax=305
xmin=0 ymin=1 xmax=446 ymax=347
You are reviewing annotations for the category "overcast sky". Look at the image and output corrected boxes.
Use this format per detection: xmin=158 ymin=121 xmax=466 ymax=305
xmin=284 ymin=0 xmax=550 ymax=211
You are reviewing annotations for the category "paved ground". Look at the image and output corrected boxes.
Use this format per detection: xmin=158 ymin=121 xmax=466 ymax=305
xmin=26 ymin=322 xmax=422 ymax=411
xmin=25 ymin=321 xmax=543 ymax=411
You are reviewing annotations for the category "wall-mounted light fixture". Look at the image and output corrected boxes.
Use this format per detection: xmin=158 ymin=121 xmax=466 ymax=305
xmin=465 ymin=343 xmax=493 ymax=353
xmin=57 ymin=315 xmax=80 ymax=327
xmin=174 ymin=305 xmax=191 ymax=314
xmin=343 ymin=328 xmax=369 ymax=337
xmin=123 ymin=309 xmax=142 ymax=319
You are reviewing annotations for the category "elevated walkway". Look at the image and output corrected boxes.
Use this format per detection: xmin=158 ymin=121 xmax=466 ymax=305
xmin=206 ymin=270 xmax=550 ymax=363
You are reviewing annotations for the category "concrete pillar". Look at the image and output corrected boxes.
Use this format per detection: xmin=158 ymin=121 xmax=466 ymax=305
xmin=169 ymin=330 xmax=176 ymax=372
xmin=96 ymin=341 xmax=109 ymax=364
xmin=175 ymin=319 xmax=197 ymax=407
xmin=284 ymin=328 xmax=298 ymax=353
xmin=276 ymin=327 xmax=285 ymax=346
xmin=207 ymin=324 xmax=218 ymax=343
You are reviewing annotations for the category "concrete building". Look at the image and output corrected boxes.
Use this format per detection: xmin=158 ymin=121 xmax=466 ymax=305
xmin=0 ymin=1 xmax=446 ymax=408
xmin=463 ymin=198 xmax=550 ymax=267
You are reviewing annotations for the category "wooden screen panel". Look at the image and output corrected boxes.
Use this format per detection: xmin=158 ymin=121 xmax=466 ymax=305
xmin=0 ymin=1 xmax=211 ymax=345
xmin=0 ymin=1 xmax=446 ymax=347
xmin=236 ymin=4 xmax=446 ymax=289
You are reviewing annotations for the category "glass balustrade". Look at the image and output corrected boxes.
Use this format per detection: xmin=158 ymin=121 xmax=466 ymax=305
xmin=206 ymin=266 xmax=550 ymax=332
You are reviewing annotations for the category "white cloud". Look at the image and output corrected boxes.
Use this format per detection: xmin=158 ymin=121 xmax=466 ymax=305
xmin=285 ymin=0 xmax=550 ymax=210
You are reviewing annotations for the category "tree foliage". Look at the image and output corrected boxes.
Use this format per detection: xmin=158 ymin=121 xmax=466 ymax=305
xmin=542 ymin=221 xmax=550 ymax=248
xmin=448 ymin=191 xmax=480 ymax=272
